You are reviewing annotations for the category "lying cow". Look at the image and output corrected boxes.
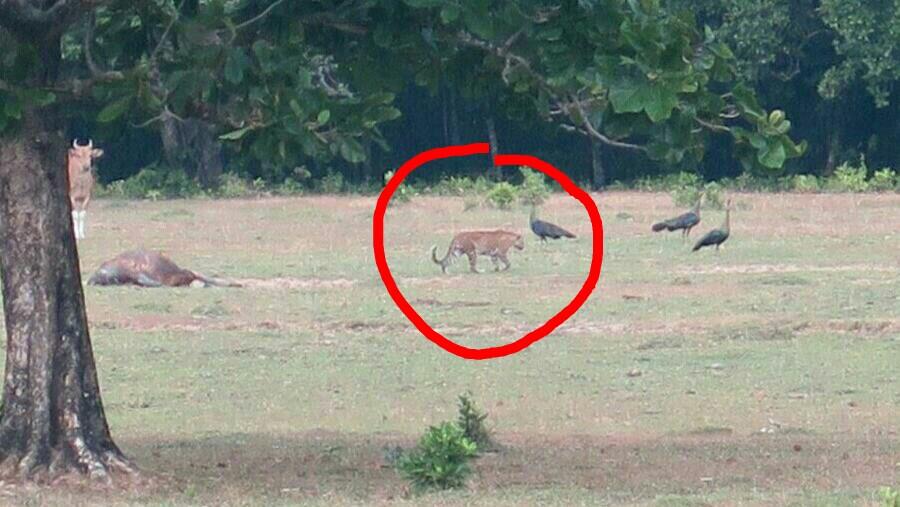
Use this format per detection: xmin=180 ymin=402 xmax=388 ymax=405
xmin=87 ymin=250 xmax=241 ymax=288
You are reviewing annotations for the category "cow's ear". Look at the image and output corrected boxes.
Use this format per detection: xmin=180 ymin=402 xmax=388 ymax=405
xmin=91 ymin=148 xmax=104 ymax=158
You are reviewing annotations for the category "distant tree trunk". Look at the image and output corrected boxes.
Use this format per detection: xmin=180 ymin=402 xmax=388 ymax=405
xmin=486 ymin=116 xmax=500 ymax=180
xmin=590 ymin=138 xmax=605 ymax=190
xmin=0 ymin=112 xmax=135 ymax=482
xmin=823 ymin=102 xmax=842 ymax=176
xmin=159 ymin=117 xmax=223 ymax=189
xmin=361 ymin=138 xmax=373 ymax=184
xmin=449 ymin=88 xmax=461 ymax=146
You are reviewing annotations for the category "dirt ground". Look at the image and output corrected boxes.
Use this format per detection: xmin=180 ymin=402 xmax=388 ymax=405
xmin=1 ymin=191 xmax=898 ymax=506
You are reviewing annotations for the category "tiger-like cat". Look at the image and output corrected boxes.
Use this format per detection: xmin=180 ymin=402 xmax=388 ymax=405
xmin=431 ymin=230 xmax=525 ymax=274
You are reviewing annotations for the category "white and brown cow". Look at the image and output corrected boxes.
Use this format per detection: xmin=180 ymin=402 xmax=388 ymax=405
xmin=67 ymin=139 xmax=103 ymax=239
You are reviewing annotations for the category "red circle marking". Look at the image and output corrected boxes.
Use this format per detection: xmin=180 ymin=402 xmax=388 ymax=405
xmin=373 ymin=143 xmax=604 ymax=360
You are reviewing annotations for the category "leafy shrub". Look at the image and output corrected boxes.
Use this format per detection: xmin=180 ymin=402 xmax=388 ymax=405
xmin=274 ymin=177 xmax=305 ymax=196
xmin=827 ymin=160 xmax=869 ymax=192
xmin=432 ymin=175 xmax=478 ymax=196
xmin=870 ymin=168 xmax=897 ymax=192
xmin=457 ymin=392 xmax=494 ymax=452
xmin=396 ymin=421 xmax=477 ymax=491
xmin=316 ymin=170 xmax=344 ymax=194
xmin=638 ymin=171 xmax=701 ymax=192
xmin=485 ymin=182 xmax=518 ymax=209
xmin=880 ymin=486 xmax=900 ymax=507
xmin=790 ymin=174 xmax=820 ymax=193
xmin=118 ymin=165 xmax=201 ymax=199
xmin=517 ymin=166 xmax=551 ymax=206
xmin=384 ymin=170 xmax=415 ymax=204
xmin=216 ymin=173 xmax=259 ymax=198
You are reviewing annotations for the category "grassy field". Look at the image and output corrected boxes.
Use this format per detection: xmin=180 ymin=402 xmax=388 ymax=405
xmin=2 ymin=191 xmax=898 ymax=506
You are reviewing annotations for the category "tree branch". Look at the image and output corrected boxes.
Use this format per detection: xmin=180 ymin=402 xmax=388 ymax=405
xmin=694 ymin=116 xmax=731 ymax=133
xmin=0 ymin=0 xmax=107 ymax=36
xmin=458 ymin=30 xmax=645 ymax=152
xmin=233 ymin=0 xmax=286 ymax=31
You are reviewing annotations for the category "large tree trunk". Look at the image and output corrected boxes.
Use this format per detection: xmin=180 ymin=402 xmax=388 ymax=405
xmin=159 ymin=117 xmax=223 ymax=189
xmin=590 ymin=138 xmax=605 ymax=190
xmin=0 ymin=112 xmax=135 ymax=482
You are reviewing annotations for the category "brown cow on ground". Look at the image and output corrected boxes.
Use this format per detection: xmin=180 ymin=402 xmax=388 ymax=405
xmin=88 ymin=250 xmax=242 ymax=288
xmin=67 ymin=139 xmax=103 ymax=239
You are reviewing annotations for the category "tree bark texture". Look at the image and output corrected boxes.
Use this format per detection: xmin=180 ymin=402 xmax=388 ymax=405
xmin=0 ymin=112 xmax=135 ymax=482
xmin=159 ymin=117 xmax=224 ymax=189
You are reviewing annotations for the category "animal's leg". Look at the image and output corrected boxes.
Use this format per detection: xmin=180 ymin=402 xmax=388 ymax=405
xmin=490 ymin=255 xmax=500 ymax=271
xmin=467 ymin=252 xmax=480 ymax=273
xmin=79 ymin=210 xmax=87 ymax=238
xmin=499 ymin=253 xmax=511 ymax=271
xmin=135 ymin=274 xmax=163 ymax=287
xmin=71 ymin=210 xmax=80 ymax=239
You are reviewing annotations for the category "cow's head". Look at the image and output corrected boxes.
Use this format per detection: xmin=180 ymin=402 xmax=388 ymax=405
xmin=68 ymin=139 xmax=104 ymax=172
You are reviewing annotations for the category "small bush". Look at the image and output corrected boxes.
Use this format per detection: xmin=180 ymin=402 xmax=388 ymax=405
xmin=217 ymin=173 xmax=259 ymax=198
xmin=396 ymin=421 xmax=477 ymax=491
xmin=485 ymin=182 xmax=518 ymax=209
xmin=790 ymin=174 xmax=820 ymax=193
xmin=432 ymin=175 xmax=478 ymax=196
xmin=384 ymin=170 xmax=415 ymax=204
xmin=879 ymin=486 xmax=900 ymax=507
xmin=274 ymin=177 xmax=305 ymax=196
xmin=316 ymin=170 xmax=344 ymax=194
xmin=827 ymin=160 xmax=869 ymax=192
xmin=118 ymin=165 xmax=201 ymax=199
xmin=517 ymin=166 xmax=551 ymax=206
xmin=457 ymin=392 xmax=494 ymax=452
xmin=870 ymin=168 xmax=897 ymax=192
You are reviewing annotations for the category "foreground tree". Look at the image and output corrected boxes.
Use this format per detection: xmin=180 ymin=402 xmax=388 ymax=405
xmin=0 ymin=2 xmax=135 ymax=481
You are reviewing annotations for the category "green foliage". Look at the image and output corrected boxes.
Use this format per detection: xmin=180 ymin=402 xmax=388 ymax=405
xmin=819 ymin=0 xmax=900 ymax=107
xmin=637 ymin=172 xmax=702 ymax=192
xmin=880 ymin=486 xmax=900 ymax=507
xmin=116 ymin=166 xmax=202 ymax=199
xmin=870 ymin=168 xmax=897 ymax=192
xmin=457 ymin=392 xmax=493 ymax=452
xmin=827 ymin=161 xmax=869 ymax=192
xmin=384 ymin=170 xmax=415 ymax=205
xmin=316 ymin=170 xmax=344 ymax=194
xmin=790 ymin=174 xmax=821 ymax=193
xmin=517 ymin=166 xmax=551 ymax=206
xmin=396 ymin=421 xmax=477 ymax=492
xmin=217 ymin=174 xmax=261 ymax=199
xmin=485 ymin=182 xmax=518 ymax=210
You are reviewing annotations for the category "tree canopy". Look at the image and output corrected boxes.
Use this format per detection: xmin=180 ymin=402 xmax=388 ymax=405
xmin=0 ymin=0 xmax=816 ymax=189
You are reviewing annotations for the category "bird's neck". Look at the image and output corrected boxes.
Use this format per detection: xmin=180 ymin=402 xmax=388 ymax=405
xmin=530 ymin=208 xmax=537 ymax=223
xmin=693 ymin=199 xmax=702 ymax=214
xmin=722 ymin=208 xmax=730 ymax=232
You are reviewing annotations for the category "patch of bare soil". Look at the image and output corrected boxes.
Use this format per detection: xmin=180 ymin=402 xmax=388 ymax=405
xmin=234 ymin=277 xmax=357 ymax=290
xmin=106 ymin=429 xmax=898 ymax=503
xmin=412 ymin=297 xmax=492 ymax=309
xmin=679 ymin=263 xmax=900 ymax=276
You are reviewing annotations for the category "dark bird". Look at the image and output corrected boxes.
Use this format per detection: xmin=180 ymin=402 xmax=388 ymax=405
xmin=530 ymin=207 xmax=576 ymax=243
xmin=652 ymin=192 xmax=703 ymax=239
xmin=692 ymin=199 xmax=732 ymax=253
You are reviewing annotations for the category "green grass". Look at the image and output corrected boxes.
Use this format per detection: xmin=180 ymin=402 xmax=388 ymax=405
xmin=2 ymin=192 xmax=898 ymax=505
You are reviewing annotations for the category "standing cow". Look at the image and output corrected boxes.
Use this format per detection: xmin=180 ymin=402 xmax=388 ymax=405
xmin=67 ymin=139 xmax=103 ymax=240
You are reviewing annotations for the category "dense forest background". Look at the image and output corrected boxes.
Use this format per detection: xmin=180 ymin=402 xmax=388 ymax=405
xmin=51 ymin=0 xmax=898 ymax=190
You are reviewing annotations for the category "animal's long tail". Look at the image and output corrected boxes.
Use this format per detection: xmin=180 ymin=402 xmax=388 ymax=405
xmin=193 ymin=271 xmax=243 ymax=287
xmin=431 ymin=244 xmax=451 ymax=272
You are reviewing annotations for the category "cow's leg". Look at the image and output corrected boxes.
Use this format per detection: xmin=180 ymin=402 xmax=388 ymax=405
xmin=135 ymin=274 xmax=163 ymax=287
xmin=71 ymin=210 xmax=80 ymax=239
xmin=78 ymin=210 xmax=87 ymax=239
